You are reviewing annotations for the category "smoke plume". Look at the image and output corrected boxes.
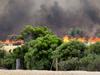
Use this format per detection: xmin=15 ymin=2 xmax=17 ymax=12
xmin=0 ymin=0 xmax=100 ymax=39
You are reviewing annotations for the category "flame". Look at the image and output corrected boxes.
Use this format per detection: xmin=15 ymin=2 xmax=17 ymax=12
xmin=63 ymin=35 xmax=100 ymax=43
xmin=63 ymin=35 xmax=86 ymax=43
xmin=63 ymin=35 xmax=70 ymax=43
xmin=0 ymin=39 xmax=24 ymax=45
xmin=77 ymin=37 xmax=86 ymax=43
xmin=89 ymin=37 xmax=100 ymax=43
xmin=4 ymin=39 xmax=12 ymax=44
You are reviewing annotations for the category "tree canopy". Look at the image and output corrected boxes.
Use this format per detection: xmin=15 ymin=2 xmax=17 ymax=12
xmin=1 ymin=25 xmax=100 ymax=71
xmin=18 ymin=25 xmax=53 ymax=41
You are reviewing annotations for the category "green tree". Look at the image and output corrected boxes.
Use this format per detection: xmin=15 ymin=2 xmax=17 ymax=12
xmin=5 ymin=25 xmax=61 ymax=70
xmin=0 ymin=50 xmax=5 ymax=68
xmin=52 ymin=40 xmax=86 ymax=70
xmin=4 ymin=52 xmax=16 ymax=69
xmin=24 ymin=34 xmax=61 ymax=70
xmin=3 ymin=44 xmax=29 ymax=69
xmin=13 ymin=45 xmax=28 ymax=69
xmin=18 ymin=25 xmax=53 ymax=42
xmin=79 ymin=54 xmax=95 ymax=70
xmin=58 ymin=57 xmax=79 ymax=70
xmin=0 ymin=44 xmax=6 ymax=68
xmin=67 ymin=28 xmax=84 ymax=37
xmin=90 ymin=55 xmax=100 ymax=71
xmin=87 ymin=42 xmax=100 ymax=55
xmin=52 ymin=40 xmax=86 ymax=60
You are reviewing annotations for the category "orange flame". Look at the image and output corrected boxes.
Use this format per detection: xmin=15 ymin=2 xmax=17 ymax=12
xmin=88 ymin=37 xmax=100 ymax=43
xmin=63 ymin=35 xmax=70 ymax=43
xmin=63 ymin=35 xmax=100 ymax=43
xmin=77 ymin=37 xmax=86 ymax=43
xmin=1 ymin=39 xmax=24 ymax=45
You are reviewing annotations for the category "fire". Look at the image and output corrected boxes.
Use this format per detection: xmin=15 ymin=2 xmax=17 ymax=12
xmin=63 ymin=35 xmax=100 ymax=43
xmin=0 ymin=39 xmax=24 ymax=45
xmin=63 ymin=35 xmax=70 ymax=43
xmin=88 ymin=37 xmax=100 ymax=43
xmin=4 ymin=39 xmax=12 ymax=44
xmin=63 ymin=35 xmax=86 ymax=43
xmin=77 ymin=37 xmax=86 ymax=43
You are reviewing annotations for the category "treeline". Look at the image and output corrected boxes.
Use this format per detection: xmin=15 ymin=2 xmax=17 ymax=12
xmin=0 ymin=25 xmax=100 ymax=71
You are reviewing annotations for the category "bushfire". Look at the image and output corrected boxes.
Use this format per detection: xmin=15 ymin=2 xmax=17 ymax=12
xmin=0 ymin=39 xmax=24 ymax=45
xmin=63 ymin=35 xmax=100 ymax=44
xmin=1 ymin=35 xmax=100 ymax=45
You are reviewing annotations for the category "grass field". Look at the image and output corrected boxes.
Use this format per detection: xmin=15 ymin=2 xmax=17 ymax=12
xmin=0 ymin=70 xmax=100 ymax=75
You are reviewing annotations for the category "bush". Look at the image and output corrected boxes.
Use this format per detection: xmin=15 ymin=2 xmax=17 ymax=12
xmin=87 ymin=42 xmax=100 ymax=55
xmin=79 ymin=54 xmax=95 ymax=70
xmin=24 ymin=34 xmax=61 ymax=70
xmin=89 ymin=55 xmax=100 ymax=71
xmin=58 ymin=57 xmax=79 ymax=70
xmin=52 ymin=40 xmax=86 ymax=60
xmin=0 ymin=48 xmax=6 ymax=68
xmin=3 ymin=52 xmax=16 ymax=69
xmin=2 ymin=26 xmax=100 ymax=71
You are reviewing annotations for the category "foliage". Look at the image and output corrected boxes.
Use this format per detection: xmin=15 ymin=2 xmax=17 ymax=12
xmin=2 ymin=25 xmax=100 ymax=71
xmin=87 ymin=42 xmax=100 ymax=55
xmin=3 ymin=52 xmax=16 ymax=69
xmin=96 ymin=33 xmax=100 ymax=37
xmin=58 ymin=57 xmax=79 ymax=70
xmin=79 ymin=54 xmax=95 ymax=70
xmin=90 ymin=55 xmax=100 ymax=71
xmin=78 ymin=54 xmax=100 ymax=71
xmin=52 ymin=40 xmax=86 ymax=70
xmin=0 ymin=49 xmax=6 ymax=67
xmin=3 ymin=25 xmax=61 ymax=70
xmin=0 ymin=44 xmax=6 ymax=68
xmin=67 ymin=28 xmax=85 ymax=37
xmin=18 ymin=25 xmax=53 ymax=41
xmin=52 ymin=40 xmax=86 ymax=60
xmin=24 ymin=34 xmax=61 ymax=69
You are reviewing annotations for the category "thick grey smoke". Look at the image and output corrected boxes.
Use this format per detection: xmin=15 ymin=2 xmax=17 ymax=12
xmin=0 ymin=0 xmax=100 ymax=39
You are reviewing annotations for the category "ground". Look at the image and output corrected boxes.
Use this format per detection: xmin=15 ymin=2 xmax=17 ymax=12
xmin=0 ymin=70 xmax=100 ymax=75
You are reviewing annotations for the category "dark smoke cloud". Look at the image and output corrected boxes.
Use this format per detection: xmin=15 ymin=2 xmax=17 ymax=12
xmin=82 ymin=0 xmax=100 ymax=23
xmin=0 ymin=0 xmax=100 ymax=39
xmin=0 ymin=0 xmax=34 ymax=39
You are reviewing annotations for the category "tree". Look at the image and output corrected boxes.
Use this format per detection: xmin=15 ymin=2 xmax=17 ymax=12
xmin=90 ymin=55 xmax=100 ymax=71
xmin=52 ymin=40 xmax=86 ymax=59
xmin=87 ymin=42 xmax=100 ymax=55
xmin=5 ymin=25 xmax=61 ymax=70
xmin=18 ymin=25 xmax=53 ymax=42
xmin=79 ymin=54 xmax=95 ymax=70
xmin=0 ymin=44 xmax=6 ymax=68
xmin=0 ymin=50 xmax=5 ymax=68
xmin=58 ymin=57 xmax=79 ymax=70
xmin=67 ymin=28 xmax=85 ymax=37
xmin=52 ymin=40 xmax=86 ymax=70
xmin=24 ymin=34 xmax=61 ymax=70
xmin=13 ymin=45 xmax=28 ymax=69
xmin=3 ymin=44 xmax=29 ymax=69
xmin=3 ymin=52 xmax=16 ymax=69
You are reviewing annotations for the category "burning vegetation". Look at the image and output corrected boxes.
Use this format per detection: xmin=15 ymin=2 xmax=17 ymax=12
xmin=0 ymin=35 xmax=24 ymax=45
xmin=63 ymin=35 xmax=100 ymax=44
xmin=0 ymin=39 xmax=24 ymax=45
xmin=0 ymin=26 xmax=100 ymax=70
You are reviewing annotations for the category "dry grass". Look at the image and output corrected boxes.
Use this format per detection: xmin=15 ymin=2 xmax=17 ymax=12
xmin=0 ymin=70 xmax=100 ymax=75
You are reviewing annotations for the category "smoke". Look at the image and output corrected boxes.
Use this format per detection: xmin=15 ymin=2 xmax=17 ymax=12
xmin=82 ymin=0 xmax=100 ymax=24
xmin=0 ymin=0 xmax=34 ymax=39
xmin=0 ymin=0 xmax=100 ymax=39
